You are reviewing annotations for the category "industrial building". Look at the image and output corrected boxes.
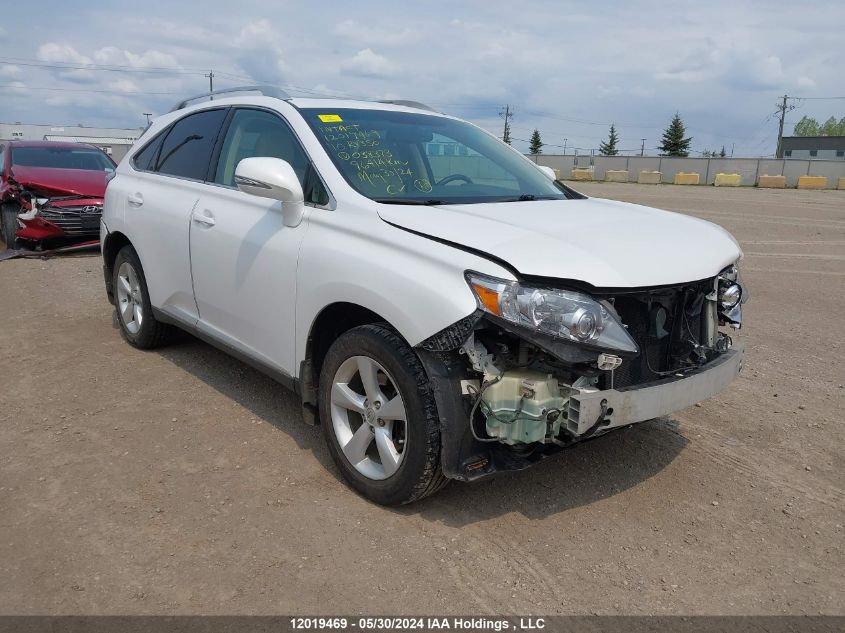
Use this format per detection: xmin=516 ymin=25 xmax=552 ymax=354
xmin=0 ymin=122 xmax=143 ymax=162
xmin=781 ymin=135 xmax=845 ymax=161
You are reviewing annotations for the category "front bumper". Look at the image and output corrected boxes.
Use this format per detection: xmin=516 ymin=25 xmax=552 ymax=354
xmin=566 ymin=346 xmax=744 ymax=436
xmin=418 ymin=346 xmax=744 ymax=482
xmin=17 ymin=202 xmax=103 ymax=242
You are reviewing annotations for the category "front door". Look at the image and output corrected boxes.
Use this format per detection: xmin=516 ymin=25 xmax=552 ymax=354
xmin=189 ymin=108 xmax=313 ymax=377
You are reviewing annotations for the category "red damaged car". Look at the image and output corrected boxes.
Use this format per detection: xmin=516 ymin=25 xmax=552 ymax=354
xmin=0 ymin=140 xmax=116 ymax=250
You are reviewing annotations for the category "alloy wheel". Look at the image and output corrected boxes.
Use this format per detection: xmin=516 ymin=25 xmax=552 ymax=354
xmin=330 ymin=355 xmax=408 ymax=480
xmin=116 ymin=261 xmax=143 ymax=335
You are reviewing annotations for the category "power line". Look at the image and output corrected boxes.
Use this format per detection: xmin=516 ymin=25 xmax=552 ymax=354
xmin=0 ymin=83 xmax=180 ymax=96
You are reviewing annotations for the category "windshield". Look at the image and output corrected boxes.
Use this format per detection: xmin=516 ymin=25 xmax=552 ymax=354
xmin=11 ymin=146 xmax=115 ymax=171
xmin=301 ymin=108 xmax=567 ymax=204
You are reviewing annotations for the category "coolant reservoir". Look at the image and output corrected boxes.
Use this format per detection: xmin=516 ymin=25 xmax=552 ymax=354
xmin=482 ymin=371 xmax=569 ymax=445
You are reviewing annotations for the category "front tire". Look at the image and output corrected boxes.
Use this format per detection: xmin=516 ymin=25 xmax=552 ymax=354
xmin=113 ymin=245 xmax=177 ymax=349
xmin=319 ymin=324 xmax=448 ymax=505
xmin=1 ymin=202 xmax=20 ymax=250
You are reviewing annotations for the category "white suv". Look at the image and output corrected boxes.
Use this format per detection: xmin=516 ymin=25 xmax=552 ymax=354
xmin=102 ymin=86 xmax=747 ymax=505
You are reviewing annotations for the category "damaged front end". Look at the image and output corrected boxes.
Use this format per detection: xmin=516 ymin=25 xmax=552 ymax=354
xmin=416 ymin=267 xmax=747 ymax=481
xmin=7 ymin=178 xmax=103 ymax=247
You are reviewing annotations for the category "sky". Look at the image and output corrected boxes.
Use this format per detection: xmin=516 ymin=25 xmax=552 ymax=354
xmin=0 ymin=0 xmax=843 ymax=157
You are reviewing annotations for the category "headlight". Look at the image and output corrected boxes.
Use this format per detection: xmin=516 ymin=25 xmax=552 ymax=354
xmin=717 ymin=263 xmax=748 ymax=327
xmin=466 ymin=272 xmax=638 ymax=354
xmin=719 ymin=283 xmax=742 ymax=308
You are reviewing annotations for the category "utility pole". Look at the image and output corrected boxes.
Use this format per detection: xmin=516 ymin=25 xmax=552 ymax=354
xmin=499 ymin=105 xmax=513 ymax=144
xmin=775 ymin=94 xmax=795 ymax=158
xmin=142 ymin=113 xmax=152 ymax=126
xmin=205 ymin=70 xmax=215 ymax=98
xmin=640 ymin=139 xmax=646 ymax=156
xmin=562 ymin=138 xmax=567 ymax=155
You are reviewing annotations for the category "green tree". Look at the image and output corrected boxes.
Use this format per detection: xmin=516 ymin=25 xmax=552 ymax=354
xmin=820 ymin=116 xmax=839 ymax=136
xmin=719 ymin=146 xmax=727 ymax=158
xmin=598 ymin=124 xmax=619 ymax=155
xmin=658 ymin=113 xmax=692 ymax=157
xmin=529 ymin=129 xmax=543 ymax=155
xmin=793 ymin=116 xmax=820 ymax=136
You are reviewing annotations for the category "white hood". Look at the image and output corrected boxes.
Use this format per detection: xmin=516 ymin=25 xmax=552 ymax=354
xmin=378 ymin=197 xmax=742 ymax=288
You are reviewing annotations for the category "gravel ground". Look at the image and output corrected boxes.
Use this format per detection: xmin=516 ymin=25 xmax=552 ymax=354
xmin=0 ymin=183 xmax=842 ymax=615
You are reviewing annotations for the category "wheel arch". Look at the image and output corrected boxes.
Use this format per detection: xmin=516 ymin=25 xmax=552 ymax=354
xmin=299 ymin=302 xmax=401 ymax=411
xmin=102 ymin=230 xmax=133 ymax=304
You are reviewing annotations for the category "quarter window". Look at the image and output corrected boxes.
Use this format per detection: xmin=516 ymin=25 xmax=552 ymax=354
xmin=214 ymin=109 xmax=309 ymax=188
xmin=154 ymin=109 xmax=227 ymax=180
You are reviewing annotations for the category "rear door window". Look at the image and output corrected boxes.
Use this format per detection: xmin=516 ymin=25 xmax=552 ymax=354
xmin=153 ymin=109 xmax=227 ymax=180
xmin=132 ymin=133 xmax=166 ymax=172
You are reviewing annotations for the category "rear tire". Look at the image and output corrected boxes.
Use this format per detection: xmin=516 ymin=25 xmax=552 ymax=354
xmin=1 ymin=202 xmax=20 ymax=250
xmin=113 ymin=245 xmax=178 ymax=349
xmin=319 ymin=324 xmax=449 ymax=505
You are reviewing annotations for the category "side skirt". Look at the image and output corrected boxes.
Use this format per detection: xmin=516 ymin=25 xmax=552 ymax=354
xmin=152 ymin=307 xmax=300 ymax=396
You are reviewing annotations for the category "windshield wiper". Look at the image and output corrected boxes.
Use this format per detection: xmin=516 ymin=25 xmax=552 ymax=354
xmin=372 ymin=198 xmax=444 ymax=205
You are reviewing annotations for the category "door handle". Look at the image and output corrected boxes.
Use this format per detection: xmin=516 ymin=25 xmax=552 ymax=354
xmin=127 ymin=193 xmax=144 ymax=207
xmin=191 ymin=211 xmax=216 ymax=227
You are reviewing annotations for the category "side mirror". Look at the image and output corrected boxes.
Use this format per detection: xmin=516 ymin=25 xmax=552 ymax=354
xmin=537 ymin=165 xmax=557 ymax=180
xmin=234 ymin=157 xmax=305 ymax=228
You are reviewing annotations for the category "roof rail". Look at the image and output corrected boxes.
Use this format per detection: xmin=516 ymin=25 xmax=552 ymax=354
xmin=169 ymin=85 xmax=291 ymax=112
xmin=376 ymin=99 xmax=439 ymax=113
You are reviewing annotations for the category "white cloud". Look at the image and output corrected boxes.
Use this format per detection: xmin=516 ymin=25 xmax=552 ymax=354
xmin=333 ymin=19 xmax=416 ymax=46
xmin=340 ymin=48 xmax=397 ymax=79
xmin=37 ymin=42 xmax=91 ymax=65
xmin=1 ymin=1 xmax=843 ymax=152
xmin=235 ymin=19 xmax=278 ymax=49
xmin=93 ymin=46 xmax=180 ymax=69
xmin=0 ymin=64 xmax=21 ymax=78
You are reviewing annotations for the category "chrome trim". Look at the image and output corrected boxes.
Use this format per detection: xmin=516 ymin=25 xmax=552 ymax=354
xmin=233 ymin=175 xmax=272 ymax=190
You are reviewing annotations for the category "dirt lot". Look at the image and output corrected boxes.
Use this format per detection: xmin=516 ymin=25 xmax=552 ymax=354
xmin=0 ymin=183 xmax=842 ymax=615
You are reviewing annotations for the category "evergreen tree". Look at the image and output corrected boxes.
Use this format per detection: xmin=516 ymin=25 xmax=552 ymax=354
xmin=658 ymin=113 xmax=692 ymax=157
xmin=529 ymin=129 xmax=543 ymax=155
xmin=719 ymin=146 xmax=727 ymax=158
xmin=598 ymin=124 xmax=619 ymax=155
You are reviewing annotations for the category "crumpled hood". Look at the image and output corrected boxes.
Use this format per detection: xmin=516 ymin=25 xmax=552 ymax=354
xmin=378 ymin=197 xmax=742 ymax=288
xmin=9 ymin=166 xmax=107 ymax=198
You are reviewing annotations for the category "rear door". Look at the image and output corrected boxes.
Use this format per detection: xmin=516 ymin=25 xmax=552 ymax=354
xmin=123 ymin=108 xmax=228 ymax=323
xmin=189 ymin=107 xmax=315 ymax=376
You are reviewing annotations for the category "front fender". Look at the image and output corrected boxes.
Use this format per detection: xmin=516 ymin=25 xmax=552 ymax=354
xmin=295 ymin=209 xmax=514 ymax=368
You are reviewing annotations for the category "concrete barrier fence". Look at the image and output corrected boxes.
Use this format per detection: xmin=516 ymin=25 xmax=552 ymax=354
xmin=536 ymin=155 xmax=845 ymax=189
xmin=797 ymin=176 xmax=828 ymax=190
xmin=839 ymin=177 xmax=845 ymax=190
xmin=638 ymin=171 xmax=662 ymax=184
xmin=757 ymin=175 xmax=786 ymax=188
xmin=571 ymin=168 xmax=594 ymax=181
xmin=714 ymin=173 xmax=742 ymax=187
xmin=674 ymin=172 xmax=700 ymax=185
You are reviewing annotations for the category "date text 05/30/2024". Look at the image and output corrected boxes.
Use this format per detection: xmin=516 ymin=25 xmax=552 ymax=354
xmin=289 ymin=617 xmax=547 ymax=631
